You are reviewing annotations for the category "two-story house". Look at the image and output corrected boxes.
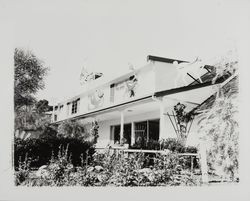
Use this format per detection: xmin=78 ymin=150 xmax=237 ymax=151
xmin=51 ymin=55 xmax=232 ymax=148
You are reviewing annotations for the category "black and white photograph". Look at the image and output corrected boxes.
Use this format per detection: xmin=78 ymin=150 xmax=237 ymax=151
xmin=0 ymin=0 xmax=250 ymax=200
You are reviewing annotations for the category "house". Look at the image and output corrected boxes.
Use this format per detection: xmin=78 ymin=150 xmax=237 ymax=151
xmin=51 ymin=55 xmax=235 ymax=148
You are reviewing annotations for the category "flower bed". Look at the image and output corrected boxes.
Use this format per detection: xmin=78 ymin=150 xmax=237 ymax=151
xmin=15 ymin=148 xmax=201 ymax=186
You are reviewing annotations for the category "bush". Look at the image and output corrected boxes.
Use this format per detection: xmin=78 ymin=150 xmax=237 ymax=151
xmin=14 ymin=137 xmax=95 ymax=169
xmin=160 ymin=138 xmax=197 ymax=153
xmin=57 ymin=120 xmax=89 ymax=139
xmin=131 ymin=139 xmax=160 ymax=150
xmin=15 ymin=149 xmax=201 ymax=186
xmin=130 ymin=138 xmax=197 ymax=153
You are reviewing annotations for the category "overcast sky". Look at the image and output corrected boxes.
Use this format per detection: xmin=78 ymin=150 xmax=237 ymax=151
xmin=6 ymin=0 xmax=247 ymax=104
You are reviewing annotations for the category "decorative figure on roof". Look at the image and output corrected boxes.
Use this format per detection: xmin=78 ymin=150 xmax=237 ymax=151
xmin=80 ymin=65 xmax=103 ymax=85
xmin=80 ymin=67 xmax=91 ymax=85
xmin=173 ymin=57 xmax=205 ymax=88
xmin=125 ymin=63 xmax=138 ymax=98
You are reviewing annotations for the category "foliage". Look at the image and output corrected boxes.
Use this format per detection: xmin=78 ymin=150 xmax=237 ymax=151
xmin=131 ymin=139 xmax=160 ymax=150
xmin=14 ymin=104 xmax=52 ymax=131
xmin=197 ymin=67 xmax=239 ymax=181
xmin=15 ymin=154 xmax=32 ymax=185
xmin=14 ymin=137 xmax=95 ymax=168
xmin=14 ymin=48 xmax=49 ymax=110
xmin=173 ymin=103 xmax=195 ymax=144
xmin=35 ymin=99 xmax=53 ymax=114
xmin=57 ymin=120 xmax=89 ymax=140
xmin=14 ymin=48 xmax=51 ymax=132
xmin=15 ymin=149 xmax=200 ymax=186
xmin=89 ymin=120 xmax=99 ymax=144
xmin=130 ymin=138 xmax=197 ymax=153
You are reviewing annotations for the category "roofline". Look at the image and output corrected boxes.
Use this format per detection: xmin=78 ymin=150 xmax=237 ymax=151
xmin=54 ymin=55 xmax=190 ymax=106
xmin=52 ymin=80 xmax=221 ymax=124
xmin=147 ymin=55 xmax=187 ymax=64
xmin=154 ymin=81 xmax=222 ymax=98
xmin=189 ymin=73 xmax=238 ymax=114
xmin=52 ymin=95 xmax=152 ymax=124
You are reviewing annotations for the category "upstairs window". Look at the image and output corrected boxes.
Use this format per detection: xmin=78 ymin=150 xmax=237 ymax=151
xmin=71 ymin=98 xmax=80 ymax=114
xmin=110 ymin=83 xmax=115 ymax=102
xmin=59 ymin=105 xmax=64 ymax=111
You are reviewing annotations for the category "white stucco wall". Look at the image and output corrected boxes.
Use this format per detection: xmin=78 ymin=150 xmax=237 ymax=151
xmin=94 ymin=107 xmax=196 ymax=148
xmin=154 ymin=62 xmax=177 ymax=92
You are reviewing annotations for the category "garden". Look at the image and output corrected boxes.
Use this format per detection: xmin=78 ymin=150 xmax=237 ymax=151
xmin=14 ymin=131 xmax=202 ymax=186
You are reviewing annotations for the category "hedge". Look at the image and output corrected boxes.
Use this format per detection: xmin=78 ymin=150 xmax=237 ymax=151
xmin=14 ymin=137 xmax=95 ymax=169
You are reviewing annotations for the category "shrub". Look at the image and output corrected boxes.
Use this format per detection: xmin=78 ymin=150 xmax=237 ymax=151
xmin=15 ymin=149 xmax=200 ymax=186
xmin=15 ymin=154 xmax=32 ymax=185
xmin=131 ymin=138 xmax=197 ymax=153
xmin=14 ymin=137 xmax=95 ymax=169
xmin=57 ymin=120 xmax=89 ymax=139
xmin=160 ymin=138 xmax=197 ymax=153
xmin=131 ymin=139 xmax=160 ymax=150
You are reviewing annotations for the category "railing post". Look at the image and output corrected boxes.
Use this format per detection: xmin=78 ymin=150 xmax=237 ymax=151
xmin=199 ymin=142 xmax=209 ymax=184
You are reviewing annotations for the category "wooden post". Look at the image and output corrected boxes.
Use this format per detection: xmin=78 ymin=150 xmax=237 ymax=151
xmin=191 ymin=156 xmax=194 ymax=173
xmin=120 ymin=110 xmax=124 ymax=143
xmin=199 ymin=142 xmax=209 ymax=184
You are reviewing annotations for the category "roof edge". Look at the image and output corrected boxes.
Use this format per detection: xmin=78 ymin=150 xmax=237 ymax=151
xmin=147 ymin=55 xmax=187 ymax=64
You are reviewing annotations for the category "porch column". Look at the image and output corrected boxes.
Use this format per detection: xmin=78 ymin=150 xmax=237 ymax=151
xmin=159 ymin=100 xmax=167 ymax=140
xmin=131 ymin=122 xmax=135 ymax=145
xmin=120 ymin=110 xmax=124 ymax=143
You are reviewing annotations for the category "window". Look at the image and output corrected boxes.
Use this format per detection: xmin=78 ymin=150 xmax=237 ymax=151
xmin=134 ymin=119 xmax=159 ymax=144
xmin=54 ymin=114 xmax=57 ymax=122
xmin=66 ymin=102 xmax=70 ymax=115
xmin=111 ymin=123 xmax=131 ymax=145
xmin=59 ymin=105 xmax=64 ymax=111
xmin=71 ymin=98 xmax=80 ymax=114
xmin=110 ymin=84 xmax=115 ymax=102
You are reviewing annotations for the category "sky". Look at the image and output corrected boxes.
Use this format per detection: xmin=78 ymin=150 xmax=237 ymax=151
xmin=3 ymin=0 xmax=248 ymax=104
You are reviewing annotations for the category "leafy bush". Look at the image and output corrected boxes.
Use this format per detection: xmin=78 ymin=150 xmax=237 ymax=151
xmin=131 ymin=139 xmax=160 ymax=150
xmin=57 ymin=120 xmax=89 ymax=139
xmin=160 ymin=138 xmax=197 ymax=153
xmin=14 ymin=137 xmax=95 ymax=169
xmin=197 ymin=76 xmax=239 ymax=181
xmin=131 ymin=138 xmax=197 ymax=153
xmin=15 ymin=149 xmax=201 ymax=186
xmin=15 ymin=154 xmax=32 ymax=185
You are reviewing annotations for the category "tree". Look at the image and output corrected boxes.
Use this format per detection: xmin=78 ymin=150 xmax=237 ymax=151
xmin=14 ymin=48 xmax=49 ymax=131
xmin=14 ymin=48 xmax=48 ymax=110
xmin=35 ymin=99 xmax=53 ymax=114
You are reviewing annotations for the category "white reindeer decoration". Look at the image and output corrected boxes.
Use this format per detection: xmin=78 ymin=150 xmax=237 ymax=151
xmin=173 ymin=57 xmax=205 ymax=88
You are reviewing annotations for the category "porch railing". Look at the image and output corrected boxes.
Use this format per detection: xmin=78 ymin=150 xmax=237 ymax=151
xmin=95 ymin=147 xmax=199 ymax=173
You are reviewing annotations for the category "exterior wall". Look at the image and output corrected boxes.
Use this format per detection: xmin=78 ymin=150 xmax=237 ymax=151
xmin=154 ymin=62 xmax=177 ymax=92
xmin=185 ymin=118 xmax=200 ymax=146
xmin=95 ymin=110 xmax=159 ymax=148
xmin=94 ymin=106 xmax=196 ymax=148
xmin=53 ymin=63 xmax=156 ymax=123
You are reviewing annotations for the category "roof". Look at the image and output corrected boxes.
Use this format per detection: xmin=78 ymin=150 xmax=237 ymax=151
xmin=191 ymin=74 xmax=238 ymax=114
xmin=147 ymin=55 xmax=187 ymax=64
